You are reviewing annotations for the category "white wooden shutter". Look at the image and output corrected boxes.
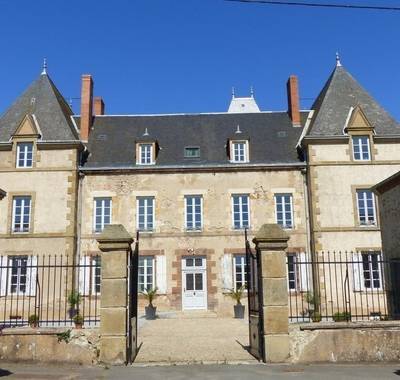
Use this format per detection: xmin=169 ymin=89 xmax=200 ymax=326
xmin=79 ymin=256 xmax=90 ymax=296
xmin=155 ymin=255 xmax=167 ymax=294
xmin=26 ymin=256 xmax=37 ymax=296
xmin=0 ymin=256 xmax=8 ymax=296
xmin=221 ymin=254 xmax=233 ymax=291
xmin=299 ymin=252 xmax=310 ymax=292
xmin=352 ymin=252 xmax=364 ymax=292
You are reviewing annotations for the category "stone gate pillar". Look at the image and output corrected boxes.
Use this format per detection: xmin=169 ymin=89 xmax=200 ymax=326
xmin=253 ymin=224 xmax=290 ymax=363
xmin=97 ymin=224 xmax=133 ymax=365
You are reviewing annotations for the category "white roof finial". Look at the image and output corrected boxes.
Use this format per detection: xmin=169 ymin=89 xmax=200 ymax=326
xmin=232 ymin=87 xmax=235 ymax=99
xmin=41 ymin=58 xmax=47 ymax=75
xmin=143 ymin=128 xmax=149 ymax=137
xmin=250 ymin=86 xmax=254 ymax=98
xmin=336 ymin=52 xmax=342 ymax=67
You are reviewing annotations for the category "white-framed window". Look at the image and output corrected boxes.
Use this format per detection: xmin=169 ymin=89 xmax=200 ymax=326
xmin=287 ymin=253 xmax=297 ymax=291
xmin=352 ymin=136 xmax=370 ymax=161
xmin=137 ymin=197 xmax=154 ymax=231
xmin=16 ymin=142 xmax=33 ymax=168
xmin=231 ymin=141 xmax=248 ymax=163
xmin=356 ymin=190 xmax=376 ymax=226
xmin=93 ymin=197 xmax=112 ymax=233
xmin=138 ymin=143 xmax=154 ymax=165
xmin=9 ymin=255 xmax=28 ymax=294
xmin=275 ymin=194 xmax=294 ymax=229
xmin=361 ymin=251 xmax=382 ymax=290
xmin=185 ymin=195 xmax=203 ymax=231
xmin=233 ymin=255 xmax=247 ymax=290
xmin=232 ymin=194 xmax=250 ymax=229
xmin=12 ymin=196 xmax=31 ymax=233
xmin=139 ymin=256 xmax=155 ymax=292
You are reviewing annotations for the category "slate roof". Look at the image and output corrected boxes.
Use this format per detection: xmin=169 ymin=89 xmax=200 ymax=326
xmin=77 ymin=112 xmax=308 ymax=169
xmin=307 ymin=65 xmax=400 ymax=137
xmin=0 ymin=73 xmax=79 ymax=142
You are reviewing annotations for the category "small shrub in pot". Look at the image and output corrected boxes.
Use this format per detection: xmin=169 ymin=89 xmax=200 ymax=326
xmin=141 ymin=287 xmax=158 ymax=320
xmin=28 ymin=314 xmax=39 ymax=328
xmin=73 ymin=314 xmax=84 ymax=328
xmin=228 ymin=286 xmax=246 ymax=319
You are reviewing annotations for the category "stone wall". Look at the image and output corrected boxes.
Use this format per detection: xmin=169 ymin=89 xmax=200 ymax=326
xmin=289 ymin=322 xmax=400 ymax=363
xmin=0 ymin=328 xmax=100 ymax=364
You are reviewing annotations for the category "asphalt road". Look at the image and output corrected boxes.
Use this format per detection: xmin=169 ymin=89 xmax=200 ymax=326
xmin=1 ymin=363 xmax=400 ymax=379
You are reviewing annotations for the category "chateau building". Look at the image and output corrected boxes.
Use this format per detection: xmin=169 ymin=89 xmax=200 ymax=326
xmin=0 ymin=57 xmax=399 ymax=314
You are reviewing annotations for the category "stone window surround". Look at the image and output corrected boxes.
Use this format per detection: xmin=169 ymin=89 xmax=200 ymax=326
xmin=7 ymin=192 xmax=36 ymax=235
xmin=351 ymin=185 xmax=379 ymax=228
xmin=12 ymin=137 xmax=38 ymax=170
xmin=354 ymin=248 xmax=384 ymax=292
xmin=136 ymin=142 xmax=156 ymax=165
xmin=347 ymin=131 xmax=376 ymax=163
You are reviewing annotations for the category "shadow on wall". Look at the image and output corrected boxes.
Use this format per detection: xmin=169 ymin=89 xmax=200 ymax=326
xmin=0 ymin=369 xmax=12 ymax=377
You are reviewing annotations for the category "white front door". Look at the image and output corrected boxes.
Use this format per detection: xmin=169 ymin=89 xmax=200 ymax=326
xmin=182 ymin=257 xmax=207 ymax=310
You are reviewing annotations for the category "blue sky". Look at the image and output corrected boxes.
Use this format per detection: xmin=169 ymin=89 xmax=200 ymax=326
xmin=0 ymin=0 xmax=399 ymax=119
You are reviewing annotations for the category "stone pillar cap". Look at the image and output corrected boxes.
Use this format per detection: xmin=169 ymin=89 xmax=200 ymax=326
xmin=252 ymin=224 xmax=289 ymax=244
xmin=97 ymin=224 xmax=133 ymax=244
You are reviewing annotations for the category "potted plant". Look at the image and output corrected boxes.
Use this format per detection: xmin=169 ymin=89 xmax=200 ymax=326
xmin=333 ymin=311 xmax=351 ymax=322
xmin=141 ymin=287 xmax=158 ymax=320
xmin=67 ymin=290 xmax=81 ymax=319
xmin=228 ymin=286 xmax=246 ymax=319
xmin=73 ymin=314 xmax=84 ymax=329
xmin=28 ymin=314 xmax=39 ymax=328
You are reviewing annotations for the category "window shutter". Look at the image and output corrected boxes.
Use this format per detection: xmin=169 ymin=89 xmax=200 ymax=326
xmin=26 ymin=256 xmax=38 ymax=296
xmin=352 ymin=252 xmax=364 ymax=292
xmin=79 ymin=256 xmax=90 ymax=296
xmin=155 ymin=255 xmax=167 ymax=294
xmin=299 ymin=252 xmax=310 ymax=292
xmin=0 ymin=256 xmax=8 ymax=296
xmin=221 ymin=254 xmax=233 ymax=291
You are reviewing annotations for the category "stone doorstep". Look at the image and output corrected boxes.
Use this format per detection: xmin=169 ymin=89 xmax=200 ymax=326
xmin=298 ymin=321 xmax=400 ymax=331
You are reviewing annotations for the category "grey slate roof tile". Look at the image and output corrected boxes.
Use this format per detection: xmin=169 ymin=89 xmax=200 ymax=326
xmin=0 ymin=74 xmax=78 ymax=142
xmin=78 ymin=112 xmax=308 ymax=168
xmin=307 ymin=65 xmax=400 ymax=137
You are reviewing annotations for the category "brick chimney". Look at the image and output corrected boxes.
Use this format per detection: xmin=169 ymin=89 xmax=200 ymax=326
xmin=287 ymin=75 xmax=301 ymax=127
xmin=94 ymin=96 xmax=105 ymax=116
xmin=80 ymin=75 xmax=93 ymax=141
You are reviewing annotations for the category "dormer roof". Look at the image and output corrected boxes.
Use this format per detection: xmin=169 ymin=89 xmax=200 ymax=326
xmin=0 ymin=73 xmax=79 ymax=142
xmin=306 ymin=64 xmax=400 ymax=137
xmin=228 ymin=92 xmax=260 ymax=113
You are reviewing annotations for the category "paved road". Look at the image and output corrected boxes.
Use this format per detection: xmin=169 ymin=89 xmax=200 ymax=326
xmin=1 ymin=363 xmax=400 ymax=379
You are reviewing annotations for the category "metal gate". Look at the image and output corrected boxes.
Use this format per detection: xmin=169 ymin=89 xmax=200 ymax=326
xmin=245 ymin=229 xmax=265 ymax=362
xmin=127 ymin=231 xmax=139 ymax=363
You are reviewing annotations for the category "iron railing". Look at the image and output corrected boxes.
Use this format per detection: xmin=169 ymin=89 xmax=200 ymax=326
xmin=287 ymin=251 xmax=400 ymax=323
xmin=0 ymin=255 xmax=100 ymax=328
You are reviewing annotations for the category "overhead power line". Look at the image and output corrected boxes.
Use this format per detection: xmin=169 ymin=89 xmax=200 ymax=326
xmin=225 ymin=0 xmax=400 ymax=11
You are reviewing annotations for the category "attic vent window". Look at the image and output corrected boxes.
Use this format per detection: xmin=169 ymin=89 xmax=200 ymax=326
xmin=184 ymin=147 xmax=200 ymax=158
xmin=277 ymin=131 xmax=287 ymax=138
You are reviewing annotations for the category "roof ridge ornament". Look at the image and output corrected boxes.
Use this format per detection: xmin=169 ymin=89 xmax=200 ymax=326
xmin=232 ymin=87 xmax=235 ymax=99
xmin=250 ymin=86 xmax=254 ymax=98
xmin=336 ymin=52 xmax=342 ymax=67
xmin=143 ymin=127 xmax=149 ymax=137
xmin=235 ymin=124 xmax=242 ymax=134
xmin=41 ymin=58 xmax=47 ymax=75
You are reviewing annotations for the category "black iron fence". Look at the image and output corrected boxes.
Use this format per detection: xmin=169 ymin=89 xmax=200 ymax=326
xmin=0 ymin=255 xmax=100 ymax=328
xmin=288 ymin=251 xmax=400 ymax=323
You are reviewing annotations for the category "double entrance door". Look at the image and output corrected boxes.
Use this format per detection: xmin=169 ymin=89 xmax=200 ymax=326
xmin=182 ymin=256 xmax=207 ymax=310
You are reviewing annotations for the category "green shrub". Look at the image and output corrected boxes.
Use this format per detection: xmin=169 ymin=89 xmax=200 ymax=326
xmin=28 ymin=314 xmax=39 ymax=325
xmin=141 ymin=287 xmax=158 ymax=306
xmin=73 ymin=314 xmax=84 ymax=325
xmin=227 ymin=286 xmax=246 ymax=305
xmin=333 ymin=311 xmax=351 ymax=322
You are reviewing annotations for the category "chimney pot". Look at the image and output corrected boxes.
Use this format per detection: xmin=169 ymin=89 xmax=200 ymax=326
xmin=80 ymin=74 xmax=93 ymax=141
xmin=94 ymin=97 xmax=105 ymax=116
xmin=287 ymin=75 xmax=301 ymax=127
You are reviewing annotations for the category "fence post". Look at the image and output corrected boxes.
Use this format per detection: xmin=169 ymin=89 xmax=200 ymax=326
xmin=253 ymin=224 xmax=290 ymax=363
xmin=97 ymin=224 xmax=133 ymax=365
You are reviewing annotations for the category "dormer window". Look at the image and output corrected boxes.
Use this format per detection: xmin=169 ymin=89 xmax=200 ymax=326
xmin=352 ymin=136 xmax=370 ymax=161
xmin=184 ymin=147 xmax=200 ymax=158
xmin=16 ymin=142 xmax=33 ymax=168
xmin=137 ymin=143 xmax=155 ymax=165
xmin=231 ymin=140 xmax=249 ymax=163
